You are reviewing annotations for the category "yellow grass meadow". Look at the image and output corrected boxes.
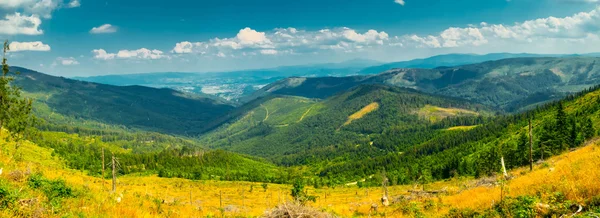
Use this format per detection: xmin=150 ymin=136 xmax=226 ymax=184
xmin=343 ymin=102 xmax=380 ymax=126
xmin=417 ymin=105 xmax=479 ymax=123
xmin=1 ymin=131 xmax=599 ymax=217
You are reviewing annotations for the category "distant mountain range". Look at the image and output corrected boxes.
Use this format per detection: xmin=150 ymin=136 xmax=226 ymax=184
xmin=248 ymin=57 xmax=600 ymax=112
xmin=73 ymin=59 xmax=382 ymax=101
xmin=73 ymin=52 xmax=600 ymax=102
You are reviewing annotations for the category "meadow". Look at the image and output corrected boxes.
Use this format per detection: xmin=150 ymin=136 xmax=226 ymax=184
xmin=1 ymin=127 xmax=599 ymax=217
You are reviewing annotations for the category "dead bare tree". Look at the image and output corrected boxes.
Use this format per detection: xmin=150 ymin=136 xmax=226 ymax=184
xmin=381 ymin=170 xmax=390 ymax=207
xmin=529 ymin=119 xmax=533 ymax=171
xmin=109 ymin=154 xmax=121 ymax=193
xmin=102 ymin=148 xmax=105 ymax=190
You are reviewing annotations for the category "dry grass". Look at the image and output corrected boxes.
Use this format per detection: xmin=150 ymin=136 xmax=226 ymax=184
xmin=264 ymin=202 xmax=335 ymax=218
xmin=343 ymin=102 xmax=380 ymax=126
xmin=446 ymin=125 xmax=478 ymax=131
xmin=416 ymin=105 xmax=479 ymax=122
xmin=1 ymin=128 xmax=600 ymax=217
xmin=439 ymin=138 xmax=600 ymax=214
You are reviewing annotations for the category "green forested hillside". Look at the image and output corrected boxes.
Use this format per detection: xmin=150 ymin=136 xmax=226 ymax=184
xmin=10 ymin=67 xmax=235 ymax=135
xmin=320 ymin=85 xmax=600 ymax=186
xmin=247 ymin=57 xmax=600 ymax=112
xmin=201 ymin=85 xmax=490 ymax=168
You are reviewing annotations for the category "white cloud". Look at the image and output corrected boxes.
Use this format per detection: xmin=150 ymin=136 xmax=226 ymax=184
xmin=172 ymin=41 xmax=204 ymax=54
xmin=55 ymin=57 xmax=79 ymax=65
xmin=172 ymin=27 xmax=389 ymax=57
xmin=237 ymin=27 xmax=272 ymax=46
xmin=67 ymin=0 xmax=80 ymax=8
xmin=117 ymin=48 xmax=165 ymax=59
xmin=403 ymin=6 xmax=600 ymax=48
xmin=0 ymin=13 xmax=43 ymax=35
xmin=0 ymin=0 xmax=64 ymax=19
xmin=342 ymin=29 xmax=389 ymax=44
xmin=90 ymin=24 xmax=117 ymax=34
xmin=8 ymin=41 xmax=50 ymax=51
xmin=92 ymin=49 xmax=116 ymax=60
xmin=93 ymin=48 xmax=167 ymax=60
xmin=165 ymin=6 xmax=600 ymax=60
xmin=394 ymin=0 xmax=405 ymax=5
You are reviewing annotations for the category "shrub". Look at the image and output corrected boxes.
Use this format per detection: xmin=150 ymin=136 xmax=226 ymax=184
xmin=291 ymin=180 xmax=317 ymax=205
xmin=27 ymin=173 xmax=75 ymax=207
xmin=0 ymin=181 xmax=18 ymax=209
xmin=494 ymin=195 xmax=538 ymax=218
xmin=445 ymin=208 xmax=480 ymax=218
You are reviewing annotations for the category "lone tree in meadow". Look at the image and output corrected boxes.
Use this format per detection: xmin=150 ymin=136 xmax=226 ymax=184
xmin=291 ymin=179 xmax=316 ymax=205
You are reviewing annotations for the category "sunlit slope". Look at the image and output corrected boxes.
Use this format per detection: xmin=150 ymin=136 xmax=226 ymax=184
xmin=0 ymin=131 xmax=288 ymax=217
xmin=202 ymin=84 xmax=488 ymax=166
xmin=1 ymin=130 xmax=598 ymax=217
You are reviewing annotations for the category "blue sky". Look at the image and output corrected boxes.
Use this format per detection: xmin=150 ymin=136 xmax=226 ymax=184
xmin=1 ymin=0 xmax=599 ymax=76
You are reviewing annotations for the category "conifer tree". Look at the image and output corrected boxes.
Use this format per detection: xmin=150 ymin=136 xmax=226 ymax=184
xmin=0 ymin=40 xmax=36 ymax=143
xmin=554 ymin=102 xmax=568 ymax=149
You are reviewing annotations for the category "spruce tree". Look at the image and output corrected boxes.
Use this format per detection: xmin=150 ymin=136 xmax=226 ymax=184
xmin=0 ymin=40 xmax=36 ymax=142
xmin=554 ymin=102 xmax=568 ymax=150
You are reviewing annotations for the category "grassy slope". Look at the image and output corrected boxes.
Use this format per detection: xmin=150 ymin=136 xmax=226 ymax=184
xmin=1 ymin=130 xmax=598 ymax=217
xmin=12 ymin=67 xmax=235 ymax=136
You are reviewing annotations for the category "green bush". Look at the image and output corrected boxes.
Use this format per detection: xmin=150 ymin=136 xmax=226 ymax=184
xmin=494 ymin=196 xmax=538 ymax=218
xmin=0 ymin=181 xmax=18 ymax=209
xmin=27 ymin=173 xmax=75 ymax=206
xmin=445 ymin=208 xmax=480 ymax=218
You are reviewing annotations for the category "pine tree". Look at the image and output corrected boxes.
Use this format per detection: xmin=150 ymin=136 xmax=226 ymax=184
xmin=554 ymin=102 xmax=568 ymax=150
xmin=0 ymin=40 xmax=36 ymax=143
xmin=516 ymin=131 xmax=529 ymax=165
xmin=582 ymin=117 xmax=595 ymax=140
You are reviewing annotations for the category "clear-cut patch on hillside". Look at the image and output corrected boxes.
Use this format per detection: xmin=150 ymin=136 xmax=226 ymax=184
xmin=446 ymin=125 xmax=478 ymax=131
xmin=416 ymin=104 xmax=478 ymax=122
xmin=343 ymin=102 xmax=380 ymax=126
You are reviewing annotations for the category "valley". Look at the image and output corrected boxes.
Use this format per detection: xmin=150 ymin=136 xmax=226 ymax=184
xmin=2 ymin=52 xmax=600 ymax=217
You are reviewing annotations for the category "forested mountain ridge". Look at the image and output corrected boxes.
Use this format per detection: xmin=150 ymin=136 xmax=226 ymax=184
xmin=10 ymin=67 xmax=235 ymax=135
xmin=201 ymin=84 xmax=491 ymax=168
xmin=247 ymin=57 xmax=600 ymax=112
xmin=357 ymin=52 xmax=558 ymax=75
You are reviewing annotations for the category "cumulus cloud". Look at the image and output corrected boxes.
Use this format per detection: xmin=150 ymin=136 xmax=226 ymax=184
xmin=0 ymin=0 xmax=66 ymax=19
xmin=8 ymin=41 xmax=50 ymax=51
xmin=403 ymin=6 xmax=600 ymax=48
xmin=92 ymin=49 xmax=116 ymax=60
xmin=237 ymin=27 xmax=272 ymax=46
xmin=172 ymin=27 xmax=389 ymax=57
xmin=0 ymin=13 xmax=43 ymax=35
xmin=394 ymin=0 xmax=405 ymax=5
xmin=172 ymin=41 xmax=204 ymax=54
xmin=90 ymin=24 xmax=117 ymax=34
xmin=92 ymin=48 xmax=167 ymax=60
